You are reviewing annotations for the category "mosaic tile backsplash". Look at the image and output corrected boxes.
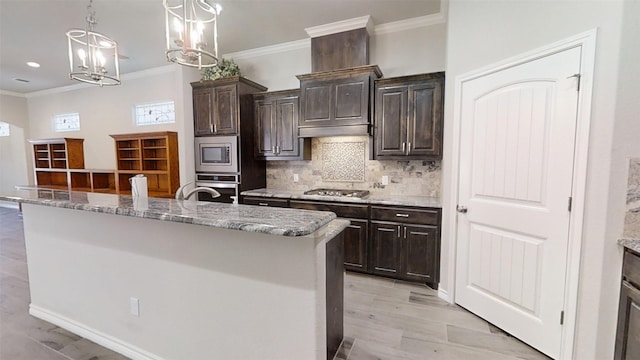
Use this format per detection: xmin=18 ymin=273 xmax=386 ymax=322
xmin=266 ymin=136 xmax=441 ymax=197
xmin=322 ymin=141 xmax=366 ymax=182
xmin=624 ymin=158 xmax=640 ymax=239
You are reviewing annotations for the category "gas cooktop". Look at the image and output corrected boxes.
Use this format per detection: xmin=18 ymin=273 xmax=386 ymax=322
xmin=304 ymin=188 xmax=370 ymax=198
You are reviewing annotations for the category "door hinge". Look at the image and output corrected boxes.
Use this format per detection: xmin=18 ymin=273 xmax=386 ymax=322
xmin=560 ymin=310 xmax=565 ymax=325
xmin=568 ymin=73 xmax=581 ymax=91
xmin=568 ymin=197 xmax=573 ymax=212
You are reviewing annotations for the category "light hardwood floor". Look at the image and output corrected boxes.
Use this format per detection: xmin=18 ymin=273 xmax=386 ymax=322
xmin=0 ymin=206 xmax=550 ymax=359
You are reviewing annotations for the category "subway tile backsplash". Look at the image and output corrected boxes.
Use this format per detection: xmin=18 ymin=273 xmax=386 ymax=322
xmin=266 ymin=136 xmax=441 ymax=197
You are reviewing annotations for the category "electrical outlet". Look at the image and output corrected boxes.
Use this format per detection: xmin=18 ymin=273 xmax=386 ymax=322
xmin=130 ymin=297 xmax=140 ymax=317
xmin=381 ymin=176 xmax=389 ymax=186
xmin=293 ymin=174 xmax=299 ymax=183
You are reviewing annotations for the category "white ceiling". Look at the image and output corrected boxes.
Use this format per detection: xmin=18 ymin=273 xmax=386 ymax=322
xmin=0 ymin=0 xmax=441 ymax=94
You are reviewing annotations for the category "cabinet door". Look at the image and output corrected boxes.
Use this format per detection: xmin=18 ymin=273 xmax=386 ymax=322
xmin=375 ymin=86 xmax=408 ymax=157
xmin=615 ymin=280 xmax=640 ymax=360
xmin=344 ymin=219 xmax=368 ymax=273
xmin=407 ymin=80 xmax=443 ymax=158
xmin=300 ymin=81 xmax=332 ymax=126
xmin=275 ymin=96 xmax=300 ymax=157
xmin=213 ymin=84 xmax=238 ymax=135
xmin=370 ymin=222 xmax=400 ymax=276
xmin=254 ymin=100 xmax=276 ymax=157
xmin=193 ymin=88 xmax=213 ymax=136
xmin=333 ymin=75 xmax=369 ymax=125
xmin=401 ymin=224 xmax=438 ymax=283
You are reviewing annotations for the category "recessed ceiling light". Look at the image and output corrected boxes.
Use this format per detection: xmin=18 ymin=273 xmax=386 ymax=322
xmin=26 ymin=61 xmax=40 ymax=68
xmin=14 ymin=78 xmax=30 ymax=83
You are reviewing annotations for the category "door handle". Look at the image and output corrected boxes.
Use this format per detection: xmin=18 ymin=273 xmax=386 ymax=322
xmin=401 ymin=142 xmax=406 ymax=152
xmin=403 ymin=227 xmax=407 ymax=239
xmin=271 ymin=146 xmax=276 ymax=154
xmin=397 ymin=226 xmax=401 ymax=237
xmin=456 ymin=205 xmax=468 ymax=214
xmin=275 ymin=144 xmax=280 ymax=154
xmin=406 ymin=142 xmax=411 ymax=155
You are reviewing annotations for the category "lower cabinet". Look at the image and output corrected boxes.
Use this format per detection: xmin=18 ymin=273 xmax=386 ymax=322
xmin=242 ymin=196 xmax=289 ymax=208
xmin=370 ymin=205 xmax=441 ymax=287
xmin=615 ymin=249 xmax=640 ymax=360
xmin=289 ymin=200 xmax=369 ymax=273
xmin=244 ymin=197 xmax=441 ymax=287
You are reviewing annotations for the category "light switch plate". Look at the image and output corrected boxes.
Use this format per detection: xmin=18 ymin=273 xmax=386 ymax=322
xmin=130 ymin=297 xmax=140 ymax=317
xmin=293 ymin=174 xmax=299 ymax=183
xmin=381 ymin=176 xmax=389 ymax=185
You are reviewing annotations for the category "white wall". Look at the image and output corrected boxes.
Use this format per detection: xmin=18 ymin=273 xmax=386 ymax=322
xmin=442 ymin=1 xmax=634 ymax=358
xmin=26 ymin=66 xmax=200 ymax=185
xmin=0 ymin=93 xmax=32 ymax=191
xmin=226 ymin=21 xmax=447 ymax=92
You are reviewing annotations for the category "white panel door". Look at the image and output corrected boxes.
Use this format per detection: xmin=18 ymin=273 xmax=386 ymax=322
xmin=455 ymin=46 xmax=581 ymax=358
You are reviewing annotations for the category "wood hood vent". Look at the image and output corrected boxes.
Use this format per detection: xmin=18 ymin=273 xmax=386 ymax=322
xmin=297 ymin=16 xmax=382 ymax=138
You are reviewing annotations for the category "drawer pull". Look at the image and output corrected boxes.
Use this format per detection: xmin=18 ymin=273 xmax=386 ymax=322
xmin=396 ymin=213 xmax=410 ymax=218
xmin=258 ymin=203 xmax=269 ymax=206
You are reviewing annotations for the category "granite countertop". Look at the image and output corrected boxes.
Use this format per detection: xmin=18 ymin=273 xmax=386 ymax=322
xmin=241 ymin=188 xmax=442 ymax=208
xmin=619 ymin=238 xmax=640 ymax=253
xmin=0 ymin=188 xmax=340 ymax=237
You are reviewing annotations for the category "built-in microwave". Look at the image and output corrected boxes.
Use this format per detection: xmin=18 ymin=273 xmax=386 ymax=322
xmin=195 ymin=136 xmax=238 ymax=173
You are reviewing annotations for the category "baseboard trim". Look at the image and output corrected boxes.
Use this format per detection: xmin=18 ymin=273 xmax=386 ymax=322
xmin=437 ymin=287 xmax=451 ymax=303
xmin=29 ymin=305 xmax=165 ymax=360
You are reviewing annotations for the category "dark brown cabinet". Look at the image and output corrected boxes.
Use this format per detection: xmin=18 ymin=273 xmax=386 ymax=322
xmin=374 ymin=72 xmax=444 ymax=160
xmin=192 ymin=77 xmax=267 ymax=136
xmin=370 ymin=205 xmax=440 ymax=287
xmin=296 ymin=65 xmax=382 ymax=137
xmin=289 ymin=200 xmax=369 ymax=273
xmin=615 ymin=249 xmax=640 ymax=360
xmin=253 ymin=90 xmax=310 ymax=160
xmin=242 ymin=196 xmax=289 ymax=208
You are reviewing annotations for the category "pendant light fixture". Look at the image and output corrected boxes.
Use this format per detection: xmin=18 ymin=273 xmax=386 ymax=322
xmin=66 ymin=0 xmax=120 ymax=86
xmin=163 ymin=0 xmax=221 ymax=69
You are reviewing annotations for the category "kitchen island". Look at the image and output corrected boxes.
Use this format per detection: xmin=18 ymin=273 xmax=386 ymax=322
xmin=0 ymin=188 xmax=348 ymax=360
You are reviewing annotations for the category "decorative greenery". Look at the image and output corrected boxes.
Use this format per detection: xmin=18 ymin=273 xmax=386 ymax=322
xmin=201 ymin=58 xmax=241 ymax=81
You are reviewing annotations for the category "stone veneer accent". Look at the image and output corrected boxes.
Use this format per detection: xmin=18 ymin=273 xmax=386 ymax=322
xmin=266 ymin=136 xmax=441 ymax=197
xmin=624 ymin=158 xmax=640 ymax=239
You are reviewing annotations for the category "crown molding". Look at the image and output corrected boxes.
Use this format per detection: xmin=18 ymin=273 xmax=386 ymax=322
xmin=305 ymin=15 xmax=374 ymax=38
xmin=223 ymin=38 xmax=311 ymax=61
xmin=0 ymin=90 xmax=27 ymax=98
xmin=26 ymin=65 xmax=178 ymax=98
xmin=374 ymin=12 xmax=446 ymax=35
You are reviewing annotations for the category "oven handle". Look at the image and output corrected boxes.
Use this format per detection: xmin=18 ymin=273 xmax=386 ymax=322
xmin=195 ymin=182 xmax=238 ymax=189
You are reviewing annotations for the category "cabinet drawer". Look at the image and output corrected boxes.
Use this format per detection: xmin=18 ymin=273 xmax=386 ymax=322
xmin=370 ymin=206 xmax=439 ymax=225
xmin=623 ymin=250 xmax=640 ymax=288
xmin=290 ymin=200 xmax=368 ymax=219
xmin=243 ymin=197 xmax=289 ymax=208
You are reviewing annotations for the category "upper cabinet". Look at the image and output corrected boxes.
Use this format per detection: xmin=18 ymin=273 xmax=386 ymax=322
xmin=296 ymin=65 xmax=382 ymax=137
xmin=373 ymin=72 xmax=444 ymax=160
xmin=253 ymin=89 xmax=311 ymax=160
xmin=192 ymin=76 xmax=267 ymax=136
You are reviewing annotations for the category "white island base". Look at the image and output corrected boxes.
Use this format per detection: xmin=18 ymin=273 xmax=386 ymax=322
xmin=21 ymin=203 xmax=345 ymax=360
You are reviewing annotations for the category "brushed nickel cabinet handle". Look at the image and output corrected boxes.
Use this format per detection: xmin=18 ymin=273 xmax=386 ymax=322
xmin=402 ymin=142 xmax=406 ymax=152
xmin=404 ymin=227 xmax=407 ymax=239
xmin=407 ymin=142 xmax=412 ymax=155
xmin=258 ymin=203 xmax=269 ymax=206
xmin=396 ymin=213 xmax=409 ymax=218
xmin=397 ymin=226 xmax=401 ymax=237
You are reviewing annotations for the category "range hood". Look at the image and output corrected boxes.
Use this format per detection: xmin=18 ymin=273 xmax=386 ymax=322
xmin=297 ymin=16 xmax=382 ymax=138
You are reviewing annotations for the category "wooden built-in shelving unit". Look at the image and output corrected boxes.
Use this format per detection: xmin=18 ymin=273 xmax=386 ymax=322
xmin=29 ymin=138 xmax=117 ymax=193
xmin=110 ymin=131 xmax=179 ymax=198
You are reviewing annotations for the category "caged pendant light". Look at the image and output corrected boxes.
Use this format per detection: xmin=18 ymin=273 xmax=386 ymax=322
xmin=66 ymin=0 xmax=120 ymax=86
xmin=163 ymin=0 xmax=221 ymax=69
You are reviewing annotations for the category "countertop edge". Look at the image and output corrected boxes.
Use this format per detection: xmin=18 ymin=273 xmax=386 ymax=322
xmin=241 ymin=189 xmax=442 ymax=208
xmin=618 ymin=238 xmax=640 ymax=253
xmin=0 ymin=191 xmax=338 ymax=237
